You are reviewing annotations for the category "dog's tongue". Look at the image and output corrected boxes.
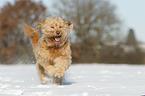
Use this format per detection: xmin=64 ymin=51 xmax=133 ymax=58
xmin=55 ymin=37 xmax=60 ymax=42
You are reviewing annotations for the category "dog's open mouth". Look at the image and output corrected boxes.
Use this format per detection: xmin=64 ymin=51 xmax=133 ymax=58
xmin=53 ymin=35 xmax=61 ymax=42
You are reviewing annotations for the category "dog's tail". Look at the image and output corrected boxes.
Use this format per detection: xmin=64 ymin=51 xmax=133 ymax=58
xmin=22 ymin=23 xmax=40 ymax=49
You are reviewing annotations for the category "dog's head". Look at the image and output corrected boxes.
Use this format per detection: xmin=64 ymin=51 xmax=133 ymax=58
xmin=35 ymin=17 xmax=73 ymax=48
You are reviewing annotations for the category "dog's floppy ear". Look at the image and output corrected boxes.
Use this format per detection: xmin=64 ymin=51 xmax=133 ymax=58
xmin=34 ymin=19 xmax=45 ymax=32
xmin=64 ymin=20 xmax=73 ymax=32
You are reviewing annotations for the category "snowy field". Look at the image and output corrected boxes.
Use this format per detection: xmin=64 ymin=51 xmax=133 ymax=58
xmin=0 ymin=64 xmax=145 ymax=96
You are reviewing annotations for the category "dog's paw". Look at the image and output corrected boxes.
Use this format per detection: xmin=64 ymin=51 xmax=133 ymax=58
xmin=54 ymin=67 xmax=65 ymax=78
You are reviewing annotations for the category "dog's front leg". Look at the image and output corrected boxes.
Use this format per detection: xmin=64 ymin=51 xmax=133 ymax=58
xmin=39 ymin=63 xmax=55 ymax=76
xmin=45 ymin=65 xmax=55 ymax=76
xmin=37 ymin=60 xmax=55 ymax=76
xmin=54 ymin=57 xmax=71 ymax=78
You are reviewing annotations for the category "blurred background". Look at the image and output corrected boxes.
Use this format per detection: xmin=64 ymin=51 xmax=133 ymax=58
xmin=0 ymin=0 xmax=145 ymax=64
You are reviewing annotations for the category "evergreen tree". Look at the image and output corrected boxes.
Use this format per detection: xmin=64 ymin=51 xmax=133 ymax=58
xmin=126 ymin=28 xmax=137 ymax=46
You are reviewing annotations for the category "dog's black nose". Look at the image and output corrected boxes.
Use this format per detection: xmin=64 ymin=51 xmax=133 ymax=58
xmin=56 ymin=31 xmax=60 ymax=35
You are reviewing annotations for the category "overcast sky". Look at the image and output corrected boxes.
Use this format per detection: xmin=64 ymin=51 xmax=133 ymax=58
xmin=0 ymin=0 xmax=145 ymax=43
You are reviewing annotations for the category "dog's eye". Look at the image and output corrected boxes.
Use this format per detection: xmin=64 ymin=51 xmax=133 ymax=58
xmin=59 ymin=26 xmax=62 ymax=28
xmin=51 ymin=27 xmax=54 ymax=29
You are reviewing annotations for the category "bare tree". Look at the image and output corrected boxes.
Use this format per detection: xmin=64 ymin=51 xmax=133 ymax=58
xmin=0 ymin=0 xmax=46 ymax=64
xmin=52 ymin=0 xmax=120 ymax=62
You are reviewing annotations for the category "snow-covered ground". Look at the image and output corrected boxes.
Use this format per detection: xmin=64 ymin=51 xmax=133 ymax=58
xmin=0 ymin=64 xmax=145 ymax=96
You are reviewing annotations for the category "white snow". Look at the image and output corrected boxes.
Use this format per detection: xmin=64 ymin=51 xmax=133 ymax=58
xmin=0 ymin=64 xmax=145 ymax=96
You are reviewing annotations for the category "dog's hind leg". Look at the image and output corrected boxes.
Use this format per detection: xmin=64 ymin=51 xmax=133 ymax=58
xmin=36 ymin=63 xmax=47 ymax=84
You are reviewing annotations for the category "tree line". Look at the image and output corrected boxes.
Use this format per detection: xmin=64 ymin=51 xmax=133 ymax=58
xmin=0 ymin=0 xmax=144 ymax=64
